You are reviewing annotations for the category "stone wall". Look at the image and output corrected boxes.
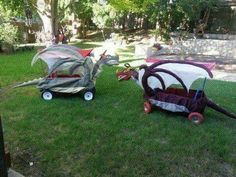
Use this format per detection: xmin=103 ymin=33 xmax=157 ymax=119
xmin=203 ymin=33 xmax=236 ymax=40
xmin=158 ymin=39 xmax=236 ymax=59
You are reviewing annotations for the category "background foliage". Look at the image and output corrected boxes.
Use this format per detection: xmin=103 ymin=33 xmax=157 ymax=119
xmin=0 ymin=0 xmax=223 ymax=42
xmin=0 ymin=4 xmax=18 ymax=47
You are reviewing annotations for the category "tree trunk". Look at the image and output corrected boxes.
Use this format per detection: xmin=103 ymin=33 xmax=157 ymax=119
xmin=78 ymin=19 xmax=87 ymax=38
xmin=122 ymin=14 xmax=126 ymax=30
xmin=143 ymin=16 xmax=149 ymax=30
xmin=36 ymin=0 xmax=58 ymax=42
xmin=155 ymin=20 xmax=160 ymax=41
xmin=135 ymin=15 xmax=140 ymax=29
xmin=82 ymin=19 xmax=87 ymax=38
xmin=127 ymin=13 xmax=135 ymax=29
xmin=51 ymin=0 xmax=58 ymax=36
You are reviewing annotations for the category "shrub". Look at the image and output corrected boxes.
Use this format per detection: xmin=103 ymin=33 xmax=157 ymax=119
xmin=0 ymin=4 xmax=19 ymax=52
xmin=0 ymin=23 xmax=18 ymax=52
xmin=0 ymin=23 xmax=18 ymax=44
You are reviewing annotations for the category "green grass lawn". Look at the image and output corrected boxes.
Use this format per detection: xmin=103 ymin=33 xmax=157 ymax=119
xmin=0 ymin=44 xmax=236 ymax=177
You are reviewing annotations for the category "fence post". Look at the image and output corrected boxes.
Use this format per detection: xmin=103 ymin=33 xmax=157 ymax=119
xmin=0 ymin=116 xmax=8 ymax=177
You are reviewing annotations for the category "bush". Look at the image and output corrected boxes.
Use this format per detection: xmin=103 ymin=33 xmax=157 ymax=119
xmin=0 ymin=4 xmax=19 ymax=52
xmin=0 ymin=23 xmax=18 ymax=52
xmin=0 ymin=23 xmax=18 ymax=44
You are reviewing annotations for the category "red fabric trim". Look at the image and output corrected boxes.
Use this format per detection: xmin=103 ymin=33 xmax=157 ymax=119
xmin=145 ymin=58 xmax=162 ymax=63
xmin=49 ymin=73 xmax=80 ymax=78
xmin=78 ymin=49 xmax=93 ymax=57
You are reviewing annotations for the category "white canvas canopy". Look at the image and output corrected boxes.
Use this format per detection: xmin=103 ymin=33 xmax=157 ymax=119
xmin=138 ymin=61 xmax=213 ymax=91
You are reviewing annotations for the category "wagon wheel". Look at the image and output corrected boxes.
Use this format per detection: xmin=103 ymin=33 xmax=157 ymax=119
xmin=144 ymin=101 xmax=152 ymax=114
xmin=188 ymin=112 xmax=204 ymax=125
xmin=41 ymin=90 xmax=53 ymax=101
xmin=82 ymin=88 xmax=96 ymax=101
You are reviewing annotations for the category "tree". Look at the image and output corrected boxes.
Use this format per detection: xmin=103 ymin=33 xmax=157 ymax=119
xmin=36 ymin=0 xmax=58 ymax=38
xmin=144 ymin=0 xmax=220 ymax=40
xmin=0 ymin=3 xmax=18 ymax=52
xmin=109 ymin=0 xmax=156 ymax=30
xmin=92 ymin=2 xmax=117 ymax=39
xmin=65 ymin=0 xmax=96 ymax=38
xmin=0 ymin=0 xmax=61 ymax=40
xmin=175 ymin=0 xmax=219 ymax=32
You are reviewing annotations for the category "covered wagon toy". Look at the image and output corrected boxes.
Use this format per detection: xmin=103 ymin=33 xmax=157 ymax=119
xmin=117 ymin=61 xmax=236 ymax=124
xmin=15 ymin=44 xmax=119 ymax=101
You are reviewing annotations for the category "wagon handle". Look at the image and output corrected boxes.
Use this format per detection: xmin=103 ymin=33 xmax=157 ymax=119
xmin=99 ymin=50 xmax=107 ymax=60
xmin=124 ymin=63 xmax=131 ymax=68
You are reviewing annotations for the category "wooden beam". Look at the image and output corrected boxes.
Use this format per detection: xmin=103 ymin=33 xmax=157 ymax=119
xmin=0 ymin=116 xmax=8 ymax=177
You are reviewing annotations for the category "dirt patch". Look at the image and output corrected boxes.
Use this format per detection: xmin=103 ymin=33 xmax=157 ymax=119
xmin=11 ymin=148 xmax=45 ymax=177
